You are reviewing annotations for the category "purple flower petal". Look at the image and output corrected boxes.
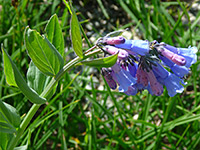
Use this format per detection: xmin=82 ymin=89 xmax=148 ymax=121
xmin=159 ymin=47 xmax=186 ymax=66
xmin=127 ymin=62 xmax=138 ymax=77
xmin=124 ymin=85 xmax=138 ymax=96
xmin=112 ymin=64 xmax=136 ymax=92
xmin=101 ymin=68 xmax=117 ymax=90
xmin=152 ymin=62 xmax=169 ymax=79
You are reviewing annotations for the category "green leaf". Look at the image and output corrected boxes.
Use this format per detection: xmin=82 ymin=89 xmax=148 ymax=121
xmin=1 ymin=46 xmax=46 ymax=104
xmin=2 ymin=48 xmax=17 ymax=87
xmin=70 ymin=2 xmax=83 ymax=58
xmin=0 ymin=132 xmax=9 ymax=149
xmin=45 ymin=14 xmax=64 ymax=57
xmin=27 ymin=61 xmax=51 ymax=95
xmin=80 ymin=53 xmax=118 ymax=68
xmin=0 ymin=100 xmax=21 ymax=128
xmin=24 ymin=27 xmax=64 ymax=76
xmin=27 ymin=61 xmax=57 ymax=99
xmin=0 ymin=117 xmax=16 ymax=134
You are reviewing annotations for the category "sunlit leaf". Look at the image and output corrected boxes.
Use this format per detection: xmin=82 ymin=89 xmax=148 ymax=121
xmin=2 ymin=47 xmax=17 ymax=87
xmin=80 ymin=53 xmax=118 ymax=68
xmin=27 ymin=61 xmax=57 ymax=100
xmin=0 ymin=100 xmax=21 ymax=128
xmin=1 ymin=46 xmax=46 ymax=104
xmin=14 ymin=145 xmax=28 ymax=150
xmin=45 ymin=14 xmax=64 ymax=57
xmin=70 ymin=2 xmax=83 ymax=58
xmin=24 ymin=27 xmax=64 ymax=76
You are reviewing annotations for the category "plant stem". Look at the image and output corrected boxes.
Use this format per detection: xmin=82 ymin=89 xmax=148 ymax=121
xmin=7 ymin=49 xmax=101 ymax=150
xmin=7 ymin=104 xmax=41 ymax=150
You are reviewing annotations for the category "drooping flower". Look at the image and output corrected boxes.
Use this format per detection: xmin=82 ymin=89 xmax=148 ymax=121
xmin=157 ymin=73 xmax=184 ymax=97
xmin=151 ymin=61 xmax=184 ymax=97
xmin=114 ymin=39 xmax=150 ymax=56
xmin=99 ymin=36 xmax=198 ymax=97
xmin=164 ymin=44 xmax=197 ymax=67
xmin=101 ymin=45 xmax=138 ymax=92
xmin=111 ymin=63 xmax=136 ymax=92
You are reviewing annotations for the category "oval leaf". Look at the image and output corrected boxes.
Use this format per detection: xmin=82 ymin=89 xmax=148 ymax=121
xmin=45 ymin=14 xmax=64 ymax=57
xmin=24 ymin=27 xmax=64 ymax=76
xmin=80 ymin=53 xmax=118 ymax=68
xmin=0 ymin=113 xmax=16 ymax=134
xmin=2 ymin=46 xmax=17 ymax=87
xmin=2 ymin=46 xmax=46 ymax=104
xmin=27 ymin=61 xmax=57 ymax=100
xmin=70 ymin=3 xmax=83 ymax=58
xmin=0 ymin=100 xmax=21 ymax=128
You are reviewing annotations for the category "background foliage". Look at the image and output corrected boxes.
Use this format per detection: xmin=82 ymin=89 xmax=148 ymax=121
xmin=0 ymin=0 xmax=200 ymax=149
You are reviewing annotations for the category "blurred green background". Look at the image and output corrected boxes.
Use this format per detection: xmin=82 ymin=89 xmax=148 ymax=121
xmin=0 ymin=0 xmax=200 ymax=149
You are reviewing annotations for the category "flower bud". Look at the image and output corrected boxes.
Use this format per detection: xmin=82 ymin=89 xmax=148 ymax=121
xmin=103 ymin=36 xmax=125 ymax=45
xmin=160 ymin=48 xmax=186 ymax=66
xmin=104 ymin=46 xmax=129 ymax=60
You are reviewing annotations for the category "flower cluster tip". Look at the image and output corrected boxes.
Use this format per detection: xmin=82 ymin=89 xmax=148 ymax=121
xmin=98 ymin=35 xmax=197 ymax=97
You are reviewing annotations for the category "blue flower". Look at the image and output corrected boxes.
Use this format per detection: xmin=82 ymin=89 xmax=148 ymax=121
xmin=160 ymin=56 xmax=190 ymax=78
xmin=164 ymin=44 xmax=197 ymax=67
xmin=113 ymin=39 xmax=150 ymax=56
xmin=124 ymin=83 xmax=146 ymax=96
xmin=152 ymin=61 xmax=169 ymax=79
xmin=111 ymin=64 xmax=137 ymax=92
xmin=157 ymin=73 xmax=184 ymax=97
xmin=127 ymin=62 xmax=138 ymax=77
xmin=124 ymin=85 xmax=138 ymax=96
xmin=170 ymin=65 xmax=189 ymax=78
xmin=178 ymin=47 xmax=197 ymax=67
xmin=99 ymin=36 xmax=198 ymax=97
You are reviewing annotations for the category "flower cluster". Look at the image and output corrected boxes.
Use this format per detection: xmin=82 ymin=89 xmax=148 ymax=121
xmin=99 ymin=36 xmax=197 ymax=97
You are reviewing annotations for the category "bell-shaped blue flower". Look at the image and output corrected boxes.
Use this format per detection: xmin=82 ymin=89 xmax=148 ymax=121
xmin=112 ymin=64 xmax=136 ymax=92
xmin=160 ymin=56 xmax=190 ymax=78
xmin=170 ymin=65 xmax=189 ymax=78
xmin=164 ymin=45 xmax=197 ymax=68
xmin=157 ymin=73 xmax=184 ymax=97
xmin=114 ymin=39 xmax=149 ymax=56
xmin=178 ymin=47 xmax=197 ymax=67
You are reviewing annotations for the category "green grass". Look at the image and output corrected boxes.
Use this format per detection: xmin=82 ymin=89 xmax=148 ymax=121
xmin=0 ymin=0 xmax=200 ymax=149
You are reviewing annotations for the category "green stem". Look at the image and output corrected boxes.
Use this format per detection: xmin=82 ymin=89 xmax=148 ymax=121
xmin=7 ymin=49 xmax=101 ymax=150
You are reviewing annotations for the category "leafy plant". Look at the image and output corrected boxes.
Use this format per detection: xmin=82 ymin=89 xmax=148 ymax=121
xmin=0 ymin=3 xmax=117 ymax=149
xmin=0 ymin=0 xmax=200 ymax=150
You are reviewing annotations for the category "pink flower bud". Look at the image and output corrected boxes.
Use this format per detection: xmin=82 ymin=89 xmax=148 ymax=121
xmin=160 ymin=48 xmax=186 ymax=66
xmin=104 ymin=36 xmax=125 ymax=45
xmin=171 ymin=54 xmax=186 ymax=66
xmin=105 ymin=46 xmax=128 ymax=60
